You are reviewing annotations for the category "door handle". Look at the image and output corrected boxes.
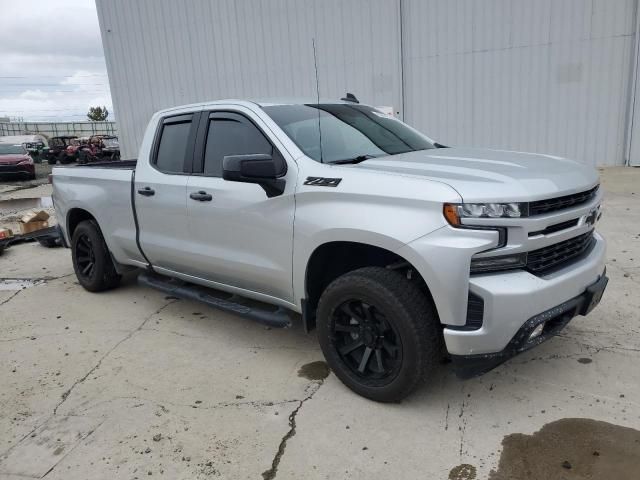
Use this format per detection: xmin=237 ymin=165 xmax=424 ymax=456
xmin=138 ymin=187 xmax=155 ymax=196
xmin=190 ymin=190 xmax=212 ymax=201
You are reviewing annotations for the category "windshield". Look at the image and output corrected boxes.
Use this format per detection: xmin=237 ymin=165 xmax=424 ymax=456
xmin=263 ymin=104 xmax=435 ymax=163
xmin=0 ymin=144 xmax=27 ymax=155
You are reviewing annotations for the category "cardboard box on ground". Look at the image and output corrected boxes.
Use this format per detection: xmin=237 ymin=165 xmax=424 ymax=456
xmin=19 ymin=210 xmax=49 ymax=235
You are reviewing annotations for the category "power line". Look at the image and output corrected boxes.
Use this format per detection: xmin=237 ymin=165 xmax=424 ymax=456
xmin=0 ymin=59 xmax=106 ymax=64
xmin=0 ymin=74 xmax=107 ymax=79
xmin=0 ymin=83 xmax=108 ymax=86
xmin=0 ymin=109 xmax=108 ymax=112
xmin=0 ymin=89 xmax=108 ymax=93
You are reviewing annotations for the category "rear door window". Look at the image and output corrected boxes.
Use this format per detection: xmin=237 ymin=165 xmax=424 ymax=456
xmin=154 ymin=114 xmax=193 ymax=173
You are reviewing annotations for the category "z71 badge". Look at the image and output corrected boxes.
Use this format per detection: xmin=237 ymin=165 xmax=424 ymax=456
xmin=304 ymin=177 xmax=342 ymax=187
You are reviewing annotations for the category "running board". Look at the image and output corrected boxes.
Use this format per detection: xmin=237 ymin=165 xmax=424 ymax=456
xmin=138 ymin=272 xmax=292 ymax=328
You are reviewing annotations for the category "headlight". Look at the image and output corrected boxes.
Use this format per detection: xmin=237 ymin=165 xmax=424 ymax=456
xmin=444 ymin=202 xmax=525 ymax=225
xmin=470 ymin=252 xmax=527 ymax=273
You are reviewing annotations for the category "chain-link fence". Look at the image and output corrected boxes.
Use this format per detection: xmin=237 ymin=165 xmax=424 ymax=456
xmin=0 ymin=121 xmax=117 ymax=139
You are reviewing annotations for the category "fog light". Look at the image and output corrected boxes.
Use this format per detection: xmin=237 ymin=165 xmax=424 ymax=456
xmin=529 ymin=323 xmax=545 ymax=340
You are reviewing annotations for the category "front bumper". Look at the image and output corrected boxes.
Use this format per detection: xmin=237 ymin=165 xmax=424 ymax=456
xmin=443 ymin=232 xmax=606 ymax=356
xmin=0 ymin=163 xmax=35 ymax=176
xmin=451 ymin=270 xmax=608 ymax=378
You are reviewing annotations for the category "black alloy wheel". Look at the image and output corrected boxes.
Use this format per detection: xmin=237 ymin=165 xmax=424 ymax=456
xmin=317 ymin=267 xmax=441 ymax=402
xmin=71 ymin=220 xmax=121 ymax=292
xmin=75 ymin=233 xmax=96 ymax=280
xmin=331 ymin=299 xmax=402 ymax=381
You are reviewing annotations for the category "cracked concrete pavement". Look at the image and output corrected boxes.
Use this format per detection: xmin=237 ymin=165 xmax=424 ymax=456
xmin=1 ymin=167 xmax=639 ymax=479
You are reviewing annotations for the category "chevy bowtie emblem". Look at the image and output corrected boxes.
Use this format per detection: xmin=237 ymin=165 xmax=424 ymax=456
xmin=585 ymin=206 xmax=599 ymax=227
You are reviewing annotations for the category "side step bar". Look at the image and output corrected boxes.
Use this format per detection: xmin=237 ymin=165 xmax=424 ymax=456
xmin=138 ymin=272 xmax=292 ymax=328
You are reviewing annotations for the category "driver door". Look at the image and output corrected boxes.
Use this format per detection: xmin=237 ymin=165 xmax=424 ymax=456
xmin=182 ymin=110 xmax=297 ymax=303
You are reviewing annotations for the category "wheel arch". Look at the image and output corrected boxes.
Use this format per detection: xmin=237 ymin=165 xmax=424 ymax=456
xmin=66 ymin=207 xmax=97 ymax=240
xmin=302 ymin=240 xmax=437 ymax=332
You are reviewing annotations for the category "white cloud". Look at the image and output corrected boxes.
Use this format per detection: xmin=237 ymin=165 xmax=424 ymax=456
xmin=19 ymin=90 xmax=49 ymax=100
xmin=0 ymin=0 xmax=112 ymax=122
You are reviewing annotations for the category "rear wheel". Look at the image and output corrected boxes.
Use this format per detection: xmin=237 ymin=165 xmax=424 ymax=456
xmin=317 ymin=267 xmax=441 ymax=402
xmin=71 ymin=220 xmax=121 ymax=292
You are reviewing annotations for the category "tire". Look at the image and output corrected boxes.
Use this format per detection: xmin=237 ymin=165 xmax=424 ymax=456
xmin=317 ymin=267 xmax=441 ymax=402
xmin=71 ymin=220 xmax=121 ymax=292
xmin=47 ymin=156 xmax=57 ymax=165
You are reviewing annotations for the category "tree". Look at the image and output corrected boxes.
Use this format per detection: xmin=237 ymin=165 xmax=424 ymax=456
xmin=87 ymin=106 xmax=109 ymax=121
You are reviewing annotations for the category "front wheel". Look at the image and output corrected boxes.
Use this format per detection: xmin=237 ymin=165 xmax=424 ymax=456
xmin=71 ymin=220 xmax=121 ymax=292
xmin=317 ymin=267 xmax=441 ymax=402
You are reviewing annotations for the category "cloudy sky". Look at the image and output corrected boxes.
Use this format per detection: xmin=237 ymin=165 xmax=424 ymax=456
xmin=0 ymin=0 xmax=112 ymax=122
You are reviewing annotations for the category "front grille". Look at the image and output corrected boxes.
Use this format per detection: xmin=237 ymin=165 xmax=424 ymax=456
xmin=529 ymin=185 xmax=599 ymax=216
xmin=526 ymin=231 xmax=595 ymax=275
xmin=529 ymin=218 xmax=579 ymax=237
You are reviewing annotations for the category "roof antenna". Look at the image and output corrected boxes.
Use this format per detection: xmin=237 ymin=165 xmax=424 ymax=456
xmin=312 ymin=38 xmax=324 ymax=163
xmin=341 ymin=93 xmax=359 ymax=103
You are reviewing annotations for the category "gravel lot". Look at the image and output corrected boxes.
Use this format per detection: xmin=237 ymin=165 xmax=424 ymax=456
xmin=0 ymin=167 xmax=639 ymax=479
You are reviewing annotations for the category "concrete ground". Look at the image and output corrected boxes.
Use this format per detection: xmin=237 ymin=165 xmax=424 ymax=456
xmin=0 ymin=167 xmax=639 ymax=479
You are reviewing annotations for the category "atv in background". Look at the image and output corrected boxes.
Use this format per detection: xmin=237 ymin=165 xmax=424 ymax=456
xmin=99 ymin=135 xmax=120 ymax=161
xmin=77 ymin=135 xmax=121 ymax=164
xmin=43 ymin=136 xmax=80 ymax=165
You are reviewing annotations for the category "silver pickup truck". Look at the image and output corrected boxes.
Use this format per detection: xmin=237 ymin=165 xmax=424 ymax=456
xmin=52 ymin=98 xmax=607 ymax=401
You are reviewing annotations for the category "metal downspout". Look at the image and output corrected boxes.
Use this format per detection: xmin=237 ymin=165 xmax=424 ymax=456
xmin=624 ymin=0 xmax=640 ymax=166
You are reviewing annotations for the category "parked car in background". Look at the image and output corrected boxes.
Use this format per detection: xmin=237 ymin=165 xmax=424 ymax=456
xmin=43 ymin=136 xmax=80 ymax=165
xmin=0 ymin=144 xmax=35 ymax=180
xmin=0 ymin=134 xmax=47 ymax=163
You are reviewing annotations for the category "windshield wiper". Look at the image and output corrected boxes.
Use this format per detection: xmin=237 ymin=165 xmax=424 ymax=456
xmin=329 ymin=154 xmax=378 ymax=165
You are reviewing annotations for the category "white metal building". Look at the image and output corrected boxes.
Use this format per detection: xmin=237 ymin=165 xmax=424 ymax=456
xmin=97 ymin=0 xmax=640 ymax=166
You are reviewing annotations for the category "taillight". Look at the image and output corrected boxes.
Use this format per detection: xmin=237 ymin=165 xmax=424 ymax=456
xmin=48 ymin=174 xmax=53 ymax=184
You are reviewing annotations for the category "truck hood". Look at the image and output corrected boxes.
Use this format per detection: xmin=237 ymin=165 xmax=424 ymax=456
xmin=0 ymin=154 xmax=31 ymax=165
xmin=355 ymin=147 xmax=599 ymax=202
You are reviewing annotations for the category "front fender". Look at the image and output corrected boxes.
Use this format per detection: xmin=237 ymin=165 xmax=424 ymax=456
xmin=291 ymin=160 xmax=464 ymax=310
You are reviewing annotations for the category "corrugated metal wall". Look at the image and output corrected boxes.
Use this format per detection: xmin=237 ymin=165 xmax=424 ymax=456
xmin=402 ymin=0 xmax=637 ymax=166
xmin=96 ymin=0 xmax=402 ymax=159
xmin=97 ymin=0 xmax=638 ymax=165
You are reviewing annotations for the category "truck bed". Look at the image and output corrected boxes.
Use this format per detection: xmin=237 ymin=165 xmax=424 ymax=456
xmin=52 ymin=162 xmax=145 ymax=265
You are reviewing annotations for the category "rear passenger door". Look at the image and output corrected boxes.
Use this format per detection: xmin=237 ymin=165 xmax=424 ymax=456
xmin=135 ymin=112 xmax=199 ymax=273
xmin=183 ymin=110 xmax=297 ymax=303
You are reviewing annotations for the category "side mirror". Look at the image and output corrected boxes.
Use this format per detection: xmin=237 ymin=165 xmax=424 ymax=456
xmin=222 ymin=154 xmax=286 ymax=197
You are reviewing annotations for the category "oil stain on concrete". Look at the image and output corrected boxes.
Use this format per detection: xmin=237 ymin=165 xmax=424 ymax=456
xmin=448 ymin=463 xmax=477 ymax=479
xmin=297 ymin=361 xmax=330 ymax=381
xmin=489 ymin=418 xmax=640 ymax=480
